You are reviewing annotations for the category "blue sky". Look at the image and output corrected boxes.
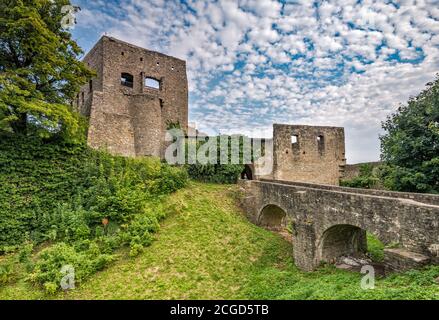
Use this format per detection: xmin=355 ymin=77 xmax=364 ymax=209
xmin=71 ymin=0 xmax=439 ymax=163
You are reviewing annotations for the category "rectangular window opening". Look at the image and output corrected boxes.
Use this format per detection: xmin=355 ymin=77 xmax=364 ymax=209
xmin=145 ymin=77 xmax=160 ymax=90
xmin=121 ymin=73 xmax=134 ymax=88
xmin=291 ymin=135 xmax=298 ymax=145
xmin=317 ymin=135 xmax=325 ymax=155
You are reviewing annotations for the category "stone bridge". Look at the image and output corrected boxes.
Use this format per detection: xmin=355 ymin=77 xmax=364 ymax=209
xmin=239 ymin=179 xmax=439 ymax=272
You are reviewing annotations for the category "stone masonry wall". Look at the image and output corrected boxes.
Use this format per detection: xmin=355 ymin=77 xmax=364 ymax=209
xmin=76 ymin=36 xmax=188 ymax=158
xmin=272 ymin=124 xmax=346 ymax=185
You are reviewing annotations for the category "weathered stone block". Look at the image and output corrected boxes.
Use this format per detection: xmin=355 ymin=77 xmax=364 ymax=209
xmin=384 ymin=248 xmax=430 ymax=272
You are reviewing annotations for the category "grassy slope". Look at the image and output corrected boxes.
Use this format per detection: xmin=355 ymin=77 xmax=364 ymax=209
xmin=0 ymin=182 xmax=438 ymax=300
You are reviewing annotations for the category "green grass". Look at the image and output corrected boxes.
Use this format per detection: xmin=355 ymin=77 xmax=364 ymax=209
xmin=367 ymin=233 xmax=385 ymax=262
xmin=0 ymin=182 xmax=438 ymax=300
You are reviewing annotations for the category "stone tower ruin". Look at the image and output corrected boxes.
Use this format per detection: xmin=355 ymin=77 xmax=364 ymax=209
xmin=272 ymin=124 xmax=346 ymax=185
xmin=75 ymin=36 xmax=188 ymax=158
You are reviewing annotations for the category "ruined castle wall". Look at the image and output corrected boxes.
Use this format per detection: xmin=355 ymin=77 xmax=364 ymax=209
xmin=76 ymin=36 xmax=188 ymax=158
xmin=87 ymin=91 xmax=136 ymax=157
xmin=100 ymin=37 xmax=188 ymax=130
xmin=130 ymin=95 xmax=162 ymax=157
xmin=77 ymin=40 xmax=104 ymax=117
xmin=272 ymin=124 xmax=346 ymax=185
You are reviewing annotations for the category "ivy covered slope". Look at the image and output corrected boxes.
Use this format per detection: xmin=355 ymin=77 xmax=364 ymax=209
xmin=0 ymin=133 xmax=188 ymax=293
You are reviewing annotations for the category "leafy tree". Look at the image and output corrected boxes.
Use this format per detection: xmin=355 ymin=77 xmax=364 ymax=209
xmin=0 ymin=0 xmax=93 ymax=140
xmin=380 ymin=75 xmax=439 ymax=193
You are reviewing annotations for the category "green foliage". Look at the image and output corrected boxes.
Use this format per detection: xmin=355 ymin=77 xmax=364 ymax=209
xmin=0 ymin=133 xmax=188 ymax=292
xmin=378 ymin=164 xmax=436 ymax=193
xmin=0 ymin=258 xmax=16 ymax=286
xmin=0 ymin=133 xmax=187 ymax=251
xmin=366 ymin=233 xmax=385 ymax=262
xmin=149 ymin=165 xmax=189 ymax=194
xmin=166 ymin=121 xmax=182 ymax=131
xmin=186 ymin=163 xmax=244 ymax=184
xmin=380 ymin=76 xmax=439 ymax=193
xmin=120 ymin=206 xmax=163 ymax=257
xmin=28 ymin=242 xmax=114 ymax=293
xmin=184 ymin=135 xmax=262 ymax=184
xmin=0 ymin=0 xmax=94 ymax=140
xmin=340 ymin=164 xmax=381 ymax=189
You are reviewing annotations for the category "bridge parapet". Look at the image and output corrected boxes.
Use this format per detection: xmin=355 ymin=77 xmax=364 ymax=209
xmin=260 ymin=178 xmax=439 ymax=206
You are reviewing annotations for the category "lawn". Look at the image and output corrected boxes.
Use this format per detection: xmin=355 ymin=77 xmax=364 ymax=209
xmin=0 ymin=182 xmax=438 ymax=300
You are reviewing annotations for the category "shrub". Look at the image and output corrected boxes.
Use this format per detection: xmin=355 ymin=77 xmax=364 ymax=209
xmin=0 ymin=133 xmax=188 ymax=251
xmin=340 ymin=164 xmax=381 ymax=189
xmin=186 ymin=164 xmax=244 ymax=184
xmin=28 ymin=242 xmax=115 ymax=294
xmin=0 ymin=259 xmax=15 ymax=286
xmin=184 ymin=135 xmax=251 ymax=184
xmin=0 ymin=133 xmax=188 ymax=292
xmin=378 ymin=164 xmax=436 ymax=193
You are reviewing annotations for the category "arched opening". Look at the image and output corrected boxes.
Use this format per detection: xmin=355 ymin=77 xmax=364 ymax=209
xmin=319 ymin=225 xmax=387 ymax=274
xmin=320 ymin=224 xmax=367 ymax=263
xmin=259 ymin=205 xmax=287 ymax=231
xmin=241 ymin=164 xmax=254 ymax=180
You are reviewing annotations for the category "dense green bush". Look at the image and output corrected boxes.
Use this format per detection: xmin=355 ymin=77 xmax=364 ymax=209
xmin=186 ymin=163 xmax=244 ymax=184
xmin=28 ymin=242 xmax=115 ymax=294
xmin=340 ymin=164 xmax=381 ymax=189
xmin=378 ymin=164 xmax=437 ymax=193
xmin=185 ymin=135 xmax=264 ymax=184
xmin=0 ymin=133 xmax=187 ymax=250
xmin=0 ymin=133 xmax=188 ymax=292
xmin=0 ymin=258 xmax=15 ymax=285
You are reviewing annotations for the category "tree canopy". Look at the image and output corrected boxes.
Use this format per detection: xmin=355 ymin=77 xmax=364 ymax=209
xmin=0 ymin=0 xmax=93 ymax=140
xmin=380 ymin=75 xmax=439 ymax=193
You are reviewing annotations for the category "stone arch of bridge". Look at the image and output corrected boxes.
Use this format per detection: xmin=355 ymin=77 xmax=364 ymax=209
xmin=315 ymin=222 xmax=396 ymax=266
xmin=317 ymin=224 xmax=368 ymax=264
xmin=258 ymin=203 xmax=289 ymax=231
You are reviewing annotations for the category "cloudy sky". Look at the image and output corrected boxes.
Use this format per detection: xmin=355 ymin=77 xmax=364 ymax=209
xmin=72 ymin=0 xmax=439 ymax=163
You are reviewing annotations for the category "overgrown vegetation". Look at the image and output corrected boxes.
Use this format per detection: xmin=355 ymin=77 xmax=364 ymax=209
xmin=185 ymin=135 xmax=264 ymax=183
xmin=0 ymin=133 xmax=188 ymax=292
xmin=379 ymin=76 xmax=439 ymax=193
xmin=1 ymin=183 xmax=437 ymax=300
xmin=0 ymin=0 xmax=437 ymax=300
xmin=186 ymin=161 xmax=244 ymax=184
xmin=340 ymin=164 xmax=381 ymax=189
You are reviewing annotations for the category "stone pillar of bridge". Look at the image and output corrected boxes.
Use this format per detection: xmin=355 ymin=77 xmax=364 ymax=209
xmin=292 ymin=221 xmax=318 ymax=271
xmin=237 ymin=179 xmax=260 ymax=224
